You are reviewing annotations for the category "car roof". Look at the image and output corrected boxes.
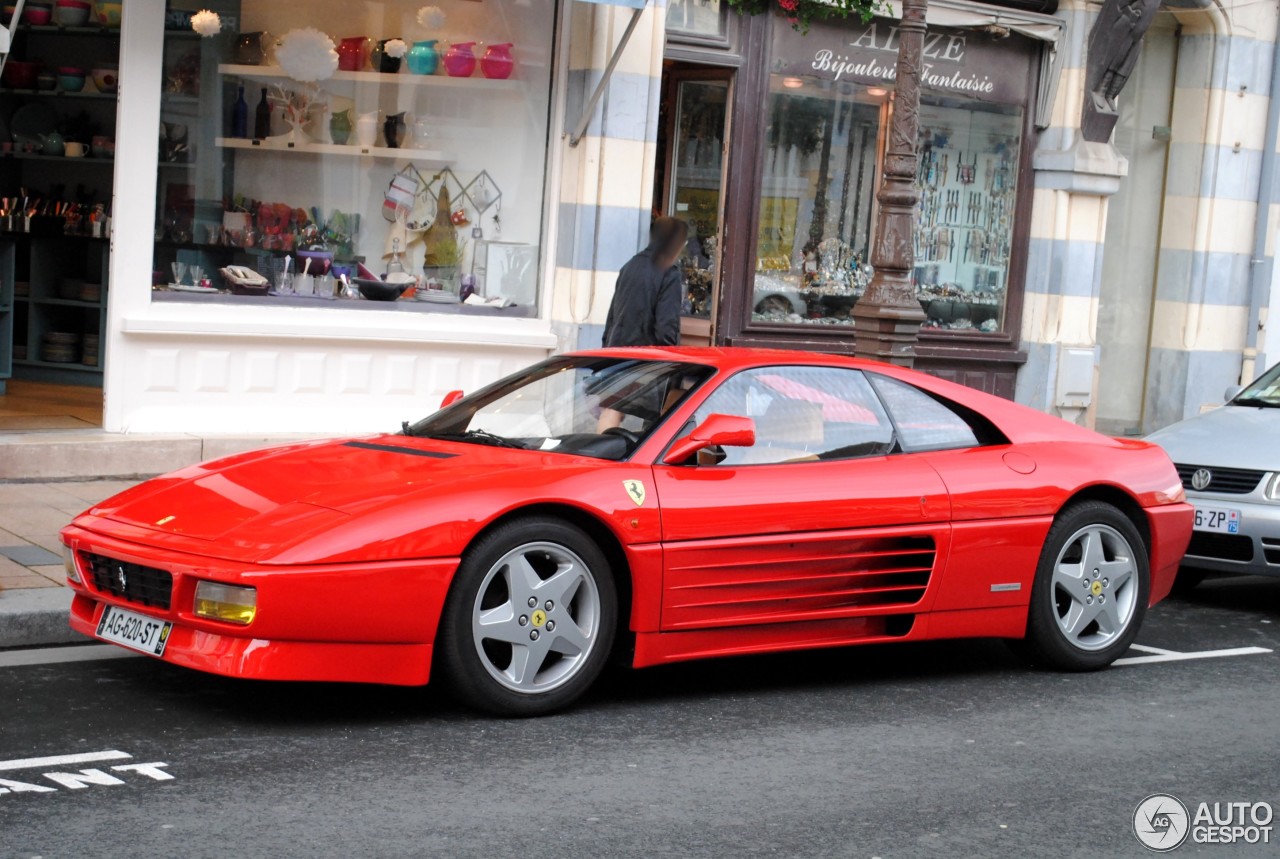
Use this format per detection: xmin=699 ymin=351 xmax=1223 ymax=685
xmin=576 ymin=346 xmax=874 ymax=372
xmin=574 ymin=346 xmax=1120 ymax=447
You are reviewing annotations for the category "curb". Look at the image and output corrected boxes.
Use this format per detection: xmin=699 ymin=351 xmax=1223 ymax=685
xmin=0 ymin=588 xmax=79 ymax=648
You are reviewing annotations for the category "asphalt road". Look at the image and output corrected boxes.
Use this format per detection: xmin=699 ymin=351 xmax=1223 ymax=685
xmin=1 ymin=577 xmax=1277 ymax=859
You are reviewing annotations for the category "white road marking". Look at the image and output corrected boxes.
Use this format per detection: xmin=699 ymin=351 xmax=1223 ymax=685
xmin=1128 ymin=644 xmax=1177 ymax=655
xmin=1115 ymin=646 xmax=1273 ymax=667
xmin=0 ymin=751 xmax=131 ymax=773
xmin=0 ymin=645 xmax=139 ymax=668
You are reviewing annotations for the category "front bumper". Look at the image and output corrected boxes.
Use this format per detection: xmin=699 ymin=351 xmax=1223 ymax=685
xmin=62 ymin=524 xmax=460 ymax=685
xmin=1181 ymin=492 xmax=1280 ymax=578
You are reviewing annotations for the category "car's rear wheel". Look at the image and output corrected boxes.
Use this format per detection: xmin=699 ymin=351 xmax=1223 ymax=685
xmin=438 ymin=516 xmax=617 ymax=716
xmin=1022 ymin=501 xmax=1149 ymax=670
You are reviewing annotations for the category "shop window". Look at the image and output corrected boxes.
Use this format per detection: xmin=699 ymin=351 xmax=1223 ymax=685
xmin=913 ymin=98 xmax=1022 ymax=334
xmin=152 ymin=0 xmax=553 ymax=316
xmin=666 ymin=0 xmax=728 ymax=44
xmin=690 ymin=366 xmax=895 ymax=465
xmin=752 ymin=80 xmax=880 ymax=327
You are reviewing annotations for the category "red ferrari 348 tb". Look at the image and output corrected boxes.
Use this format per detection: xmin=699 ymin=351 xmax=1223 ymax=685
xmin=61 ymin=348 xmax=1193 ymax=715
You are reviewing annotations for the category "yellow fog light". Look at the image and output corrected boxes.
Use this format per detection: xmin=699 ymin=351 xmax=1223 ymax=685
xmin=193 ymin=581 xmax=257 ymax=625
xmin=61 ymin=543 xmax=81 ymax=584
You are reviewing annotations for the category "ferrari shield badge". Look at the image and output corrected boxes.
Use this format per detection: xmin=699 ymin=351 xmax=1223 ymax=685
xmin=622 ymin=480 xmax=647 ymax=507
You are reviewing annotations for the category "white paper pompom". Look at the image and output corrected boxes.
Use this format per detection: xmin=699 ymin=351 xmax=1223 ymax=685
xmin=275 ymin=28 xmax=339 ymax=82
xmin=417 ymin=5 xmax=446 ymax=30
xmin=385 ymin=38 xmax=408 ymax=59
xmin=191 ymin=9 xmax=221 ymax=37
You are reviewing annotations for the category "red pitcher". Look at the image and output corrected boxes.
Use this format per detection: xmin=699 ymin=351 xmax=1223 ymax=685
xmin=480 ymin=43 xmax=515 ymax=80
xmin=338 ymin=36 xmax=370 ymax=72
xmin=443 ymin=41 xmax=477 ymax=77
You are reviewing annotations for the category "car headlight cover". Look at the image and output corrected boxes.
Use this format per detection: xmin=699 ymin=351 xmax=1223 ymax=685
xmin=194 ymin=581 xmax=257 ymax=625
xmin=1266 ymin=473 xmax=1280 ymax=502
xmin=61 ymin=543 xmax=81 ymax=584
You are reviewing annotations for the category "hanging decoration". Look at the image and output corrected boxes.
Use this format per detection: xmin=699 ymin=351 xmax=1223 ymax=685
xmin=275 ymin=28 xmax=340 ymax=82
xmin=416 ymin=5 xmax=446 ymax=30
xmin=190 ymin=9 xmax=222 ymax=37
xmin=724 ymin=0 xmax=882 ymax=33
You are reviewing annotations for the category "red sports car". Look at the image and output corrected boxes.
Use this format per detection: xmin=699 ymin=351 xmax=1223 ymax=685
xmin=61 ymin=348 xmax=1192 ymax=715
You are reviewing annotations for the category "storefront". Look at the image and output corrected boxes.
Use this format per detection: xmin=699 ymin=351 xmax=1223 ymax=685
xmin=5 ymin=0 xmax=574 ymax=434
xmin=658 ymin=0 xmax=1063 ymax=397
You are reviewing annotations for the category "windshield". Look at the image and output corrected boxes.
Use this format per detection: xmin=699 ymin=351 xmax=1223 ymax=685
xmin=406 ymin=357 xmax=714 ymax=460
xmin=1231 ymin=362 xmax=1280 ymax=407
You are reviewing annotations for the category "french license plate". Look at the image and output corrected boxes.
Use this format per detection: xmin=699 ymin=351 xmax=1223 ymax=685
xmin=1192 ymin=505 xmax=1242 ymax=534
xmin=95 ymin=605 xmax=172 ymax=656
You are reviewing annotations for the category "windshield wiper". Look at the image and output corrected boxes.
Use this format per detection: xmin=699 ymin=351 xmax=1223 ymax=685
xmin=1231 ymin=396 xmax=1280 ymax=408
xmin=424 ymin=429 xmax=526 ymax=449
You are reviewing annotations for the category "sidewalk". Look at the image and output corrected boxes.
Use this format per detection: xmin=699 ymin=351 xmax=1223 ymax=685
xmin=0 ymin=480 xmax=138 ymax=647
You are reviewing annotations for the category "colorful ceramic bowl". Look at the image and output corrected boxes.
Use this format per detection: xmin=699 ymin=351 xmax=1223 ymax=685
xmin=57 ymin=66 xmax=86 ymax=92
xmin=93 ymin=0 xmax=120 ymax=27
xmin=2 ymin=60 xmax=39 ymax=89
xmin=91 ymin=65 xmax=117 ymax=93
xmin=36 ymin=71 xmax=57 ymax=91
xmin=23 ymin=3 xmax=52 ymax=25
xmin=53 ymin=2 xmax=90 ymax=26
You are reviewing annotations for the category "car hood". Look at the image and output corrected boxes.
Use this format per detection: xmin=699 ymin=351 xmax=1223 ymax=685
xmin=84 ymin=435 xmax=554 ymax=561
xmin=1146 ymin=405 xmax=1280 ymax=471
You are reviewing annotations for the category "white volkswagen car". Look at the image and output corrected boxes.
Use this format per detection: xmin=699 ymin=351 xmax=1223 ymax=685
xmin=1147 ymin=361 xmax=1280 ymax=589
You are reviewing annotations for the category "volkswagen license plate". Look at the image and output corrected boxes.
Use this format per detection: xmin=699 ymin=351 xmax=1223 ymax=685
xmin=96 ymin=605 xmax=172 ymax=656
xmin=1192 ymin=505 xmax=1242 ymax=534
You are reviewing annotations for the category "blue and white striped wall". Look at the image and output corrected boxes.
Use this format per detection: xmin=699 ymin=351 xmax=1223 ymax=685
xmin=1143 ymin=3 xmax=1277 ymax=429
xmin=549 ymin=1 xmax=667 ymax=352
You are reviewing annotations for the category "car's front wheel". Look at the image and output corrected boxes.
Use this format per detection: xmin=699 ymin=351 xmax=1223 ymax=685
xmin=1022 ymin=501 xmax=1149 ymax=670
xmin=437 ymin=516 xmax=617 ymax=716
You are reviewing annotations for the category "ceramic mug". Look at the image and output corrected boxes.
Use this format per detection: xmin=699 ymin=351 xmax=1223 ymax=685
xmin=64 ymin=141 xmax=87 ymax=158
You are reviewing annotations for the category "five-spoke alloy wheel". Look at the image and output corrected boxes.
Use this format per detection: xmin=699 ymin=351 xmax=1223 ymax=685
xmin=439 ymin=517 xmax=617 ymax=716
xmin=1023 ymin=501 xmax=1150 ymax=670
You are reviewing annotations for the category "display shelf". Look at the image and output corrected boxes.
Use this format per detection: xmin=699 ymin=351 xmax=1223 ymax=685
xmin=218 ymin=64 xmax=523 ymax=91
xmin=0 ymin=87 xmax=117 ymax=100
xmin=215 ymin=136 xmax=450 ymax=163
xmin=14 ymin=357 xmax=100 ymax=371
xmin=20 ymin=24 xmax=121 ymax=36
xmin=0 ymin=152 xmax=113 ymax=164
xmin=28 ymin=297 xmax=103 ymax=308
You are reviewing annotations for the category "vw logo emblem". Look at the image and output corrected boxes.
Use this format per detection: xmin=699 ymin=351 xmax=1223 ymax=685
xmin=114 ymin=565 xmax=128 ymax=592
xmin=1190 ymin=468 xmax=1212 ymax=491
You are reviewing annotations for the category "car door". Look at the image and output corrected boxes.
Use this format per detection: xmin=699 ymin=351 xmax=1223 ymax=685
xmin=652 ymin=365 xmax=952 ymax=633
xmin=863 ymin=371 xmax=1052 ymax=618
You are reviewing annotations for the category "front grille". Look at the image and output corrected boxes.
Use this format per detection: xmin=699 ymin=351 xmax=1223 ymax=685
xmin=1175 ymin=463 xmax=1266 ymax=494
xmin=1186 ymin=532 xmax=1254 ymax=563
xmin=1262 ymin=538 xmax=1280 ymax=566
xmin=83 ymin=552 xmax=173 ymax=609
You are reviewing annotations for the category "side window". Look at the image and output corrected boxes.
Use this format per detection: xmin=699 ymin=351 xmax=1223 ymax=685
xmin=868 ymin=374 xmax=981 ymax=452
xmin=691 ymin=366 xmax=895 ymax=465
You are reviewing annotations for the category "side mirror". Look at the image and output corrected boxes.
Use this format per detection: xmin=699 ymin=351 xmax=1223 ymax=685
xmin=440 ymin=390 xmax=465 ymax=409
xmin=1224 ymin=384 xmax=1244 ymax=403
xmin=665 ymin=414 xmax=756 ymax=465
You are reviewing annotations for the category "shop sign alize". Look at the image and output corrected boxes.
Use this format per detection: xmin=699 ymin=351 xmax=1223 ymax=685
xmin=776 ymin=21 xmax=1029 ymax=104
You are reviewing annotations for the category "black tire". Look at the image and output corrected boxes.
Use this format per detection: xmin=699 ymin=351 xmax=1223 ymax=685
xmin=437 ymin=516 xmax=618 ymax=716
xmin=1022 ymin=501 xmax=1150 ymax=671
xmin=1170 ymin=568 xmax=1206 ymax=595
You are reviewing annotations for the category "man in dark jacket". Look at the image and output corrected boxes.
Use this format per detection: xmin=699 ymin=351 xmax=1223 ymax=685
xmin=596 ymin=217 xmax=689 ymax=432
xmin=602 ymin=217 xmax=688 ymax=348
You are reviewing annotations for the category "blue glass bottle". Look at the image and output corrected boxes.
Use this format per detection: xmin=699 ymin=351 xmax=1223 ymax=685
xmin=232 ymin=85 xmax=249 ymax=138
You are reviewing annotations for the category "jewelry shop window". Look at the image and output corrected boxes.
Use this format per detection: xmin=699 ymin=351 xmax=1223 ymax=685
xmin=756 ymin=18 xmax=1034 ymax=335
xmin=154 ymin=1 xmax=554 ymax=316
